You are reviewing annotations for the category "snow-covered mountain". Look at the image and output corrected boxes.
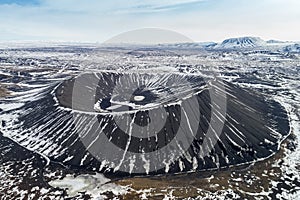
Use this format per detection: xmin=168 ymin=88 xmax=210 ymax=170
xmin=283 ymin=44 xmax=300 ymax=53
xmin=159 ymin=42 xmax=217 ymax=48
xmin=266 ymin=40 xmax=286 ymax=44
xmin=215 ymin=37 xmax=266 ymax=49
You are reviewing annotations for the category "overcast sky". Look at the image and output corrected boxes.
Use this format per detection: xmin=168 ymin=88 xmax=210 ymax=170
xmin=0 ymin=0 xmax=299 ymax=42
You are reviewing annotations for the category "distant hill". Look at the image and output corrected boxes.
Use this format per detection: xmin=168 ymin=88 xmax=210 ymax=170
xmin=266 ymin=40 xmax=286 ymax=44
xmin=283 ymin=44 xmax=300 ymax=53
xmin=214 ymin=37 xmax=266 ymax=49
xmin=159 ymin=42 xmax=217 ymax=48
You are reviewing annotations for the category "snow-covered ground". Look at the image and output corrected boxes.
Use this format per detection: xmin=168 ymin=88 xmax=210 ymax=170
xmin=0 ymin=41 xmax=299 ymax=199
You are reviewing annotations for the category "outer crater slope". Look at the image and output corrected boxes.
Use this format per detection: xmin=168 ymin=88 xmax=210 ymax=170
xmin=5 ymin=71 xmax=290 ymax=176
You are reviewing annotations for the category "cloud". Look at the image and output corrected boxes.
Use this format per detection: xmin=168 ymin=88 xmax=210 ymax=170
xmin=0 ymin=0 xmax=299 ymax=42
xmin=0 ymin=0 xmax=40 ymax=6
xmin=117 ymin=0 xmax=205 ymax=13
xmin=40 ymin=0 xmax=205 ymax=12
